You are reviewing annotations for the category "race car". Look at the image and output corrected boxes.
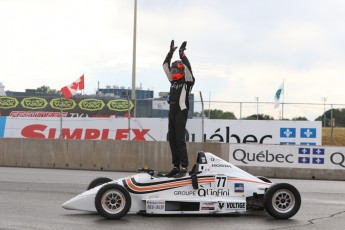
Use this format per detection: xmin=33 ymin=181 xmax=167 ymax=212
xmin=62 ymin=151 xmax=301 ymax=220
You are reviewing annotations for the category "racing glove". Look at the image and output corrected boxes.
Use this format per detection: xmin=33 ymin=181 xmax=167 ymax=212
xmin=169 ymin=40 xmax=177 ymax=54
xmin=179 ymin=41 xmax=187 ymax=58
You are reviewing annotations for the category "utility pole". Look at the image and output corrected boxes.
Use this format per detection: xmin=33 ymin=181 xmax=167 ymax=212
xmin=321 ymin=97 xmax=327 ymax=127
xmin=131 ymin=0 xmax=137 ymax=117
xmin=255 ymin=97 xmax=259 ymax=120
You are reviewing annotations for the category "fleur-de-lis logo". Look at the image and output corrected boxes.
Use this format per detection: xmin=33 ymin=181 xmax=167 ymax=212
xmin=284 ymin=129 xmax=293 ymax=137
xmin=304 ymin=129 xmax=313 ymax=138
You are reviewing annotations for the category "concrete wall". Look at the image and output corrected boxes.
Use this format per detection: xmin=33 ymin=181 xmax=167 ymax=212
xmin=0 ymin=138 xmax=343 ymax=180
xmin=0 ymin=138 xmax=228 ymax=173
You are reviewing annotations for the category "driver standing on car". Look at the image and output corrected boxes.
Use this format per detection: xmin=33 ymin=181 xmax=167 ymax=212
xmin=162 ymin=40 xmax=195 ymax=178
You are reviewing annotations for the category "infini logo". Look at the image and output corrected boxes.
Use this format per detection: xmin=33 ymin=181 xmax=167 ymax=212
xmin=21 ymin=124 xmax=150 ymax=140
xmin=0 ymin=97 xmax=19 ymax=109
xmin=21 ymin=97 xmax=48 ymax=110
xmin=78 ymin=99 xmax=105 ymax=111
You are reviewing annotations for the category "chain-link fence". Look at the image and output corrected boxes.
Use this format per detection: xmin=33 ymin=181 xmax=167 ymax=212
xmin=135 ymin=93 xmax=345 ymax=125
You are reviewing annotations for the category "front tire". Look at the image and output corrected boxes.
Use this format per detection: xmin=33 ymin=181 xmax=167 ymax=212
xmin=264 ymin=183 xmax=301 ymax=219
xmin=95 ymin=184 xmax=131 ymax=219
xmin=87 ymin=177 xmax=112 ymax=190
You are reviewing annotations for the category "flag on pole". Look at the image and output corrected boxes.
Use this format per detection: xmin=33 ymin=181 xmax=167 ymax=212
xmin=274 ymin=81 xmax=284 ymax=109
xmin=61 ymin=74 xmax=84 ymax=99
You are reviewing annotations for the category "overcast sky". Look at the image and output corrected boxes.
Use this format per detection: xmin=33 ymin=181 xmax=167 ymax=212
xmin=1 ymin=0 xmax=344 ymax=120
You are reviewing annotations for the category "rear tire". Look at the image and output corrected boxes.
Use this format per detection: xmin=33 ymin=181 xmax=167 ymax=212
xmin=264 ymin=183 xmax=301 ymax=219
xmin=95 ymin=183 xmax=131 ymax=219
xmin=87 ymin=177 xmax=112 ymax=190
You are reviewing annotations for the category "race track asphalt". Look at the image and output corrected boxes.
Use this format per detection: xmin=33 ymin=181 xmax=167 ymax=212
xmin=0 ymin=167 xmax=344 ymax=230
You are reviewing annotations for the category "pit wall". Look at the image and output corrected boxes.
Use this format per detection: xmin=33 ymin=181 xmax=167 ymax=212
xmin=0 ymin=139 xmax=343 ymax=180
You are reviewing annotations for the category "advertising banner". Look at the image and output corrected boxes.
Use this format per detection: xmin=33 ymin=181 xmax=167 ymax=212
xmin=0 ymin=96 xmax=133 ymax=118
xmin=0 ymin=117 xmax=321 ymax=145
xmin=229 ymin=144 xmax=345 ymax=170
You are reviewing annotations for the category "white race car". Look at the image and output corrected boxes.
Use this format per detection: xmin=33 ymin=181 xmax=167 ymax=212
xmin=62 ymin=151 xmax=301 ymax=220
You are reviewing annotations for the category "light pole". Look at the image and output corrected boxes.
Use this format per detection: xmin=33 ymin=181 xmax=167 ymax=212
xmin=131 ymin=0 xmax=137 ymax=117
xmin=255 ymin=97 xmax=259 ymax=120
xmin=321 ymin=97 xmax=327 ymax=127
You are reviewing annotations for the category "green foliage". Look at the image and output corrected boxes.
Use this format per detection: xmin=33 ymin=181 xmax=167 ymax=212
xmin=36 ymin=85 xmax=59 ymax=94
xmin=204 ymin=109 xmax=237 ymax=119
xmin=244 ymin=114 xmax=274 ymax=120
xmin=316 ymin=108 xmax=345 ymax=127
xmin=292 ymin=116 xmax=308 ymax=121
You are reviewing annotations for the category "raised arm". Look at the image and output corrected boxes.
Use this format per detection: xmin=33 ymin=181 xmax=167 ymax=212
xmin=163 ymin=40 xmax=177 ymax=81
xmin=179 ymin=41 xmax=194 ymax=84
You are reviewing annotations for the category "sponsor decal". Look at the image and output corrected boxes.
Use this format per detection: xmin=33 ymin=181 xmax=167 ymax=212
xmin=0 ymin=97 xmax=19 ymax=109
xmin=21 ymin=97 xmax=48 ymax=110
xmin=9 ymin=111 xmax=67 ymax=117
xmin=300 ymin=128 xmax=316 ymax=138
xmin=233 ymin=149 xmax=293 ymax=164
xmin=200 ymin=156 xmax=207 ymax=163
xmin=280 ymin=128 xmax=296 ymax=138
xmin=330 ymin=152 xmax=345 ymax=168
xmin=198 ymin=188 xmax=230 ymax=197
xmin=234 ymin=183 xmax=244 ymax=193
xmin=173 ymin=191 xmax=196 ymax=196
xmin=20 ymin=124 xmax=150 ymax=140
xmin=200 ymin=202 xmax=216 ymax=211
xmin=78 ymin=99 xmax=105 ymax=111
xmin=218 ymin=202 xmax=246 ymax=211
xmin=50 ymin=98 xmax=77 ymax=110
xmin=146 ymin=200 xmax=165 ymax=210
xmin=298 ymin=147 xmax=324 ymax=165
xmin=107 ymin=99 xmax=134 ymax=111
xmin=212 ymin=164 xmax=231 ymax=168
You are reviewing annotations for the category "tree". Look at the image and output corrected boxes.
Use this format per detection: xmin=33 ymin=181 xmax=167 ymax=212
xmin=36 ymin=85 xmax=59 ymax=94
xmin=204 ymin=109 xmax=237 ymax=119
xmin=244 ymin=114 xmax=274 ymax=120
xmin=292 ymin=116 xmax=308 ymax=121
xmin=315 ymin=108 xmax=345 ymax=127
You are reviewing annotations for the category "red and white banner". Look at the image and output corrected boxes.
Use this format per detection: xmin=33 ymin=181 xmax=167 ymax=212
xmin=61 ymin=74 xmax=84 ymax=99
xmin=0 ymin=117 xmax=321 ymax=145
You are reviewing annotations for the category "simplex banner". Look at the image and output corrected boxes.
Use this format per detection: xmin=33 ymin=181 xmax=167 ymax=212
xmin=229 ymin=143 xmax=345 ymax=170
xmin=0 ymin=117 xmax=321 ymax=145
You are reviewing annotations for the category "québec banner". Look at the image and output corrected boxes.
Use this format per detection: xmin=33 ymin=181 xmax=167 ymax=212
xmin=0 ymin=117 xmax=321 ymax=145
xmin=229 ymin=143 xmax=345 ymax=170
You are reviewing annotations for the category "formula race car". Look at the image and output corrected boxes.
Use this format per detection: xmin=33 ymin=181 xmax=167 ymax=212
xmin=62 ymin=151 xmax=301 ymax=220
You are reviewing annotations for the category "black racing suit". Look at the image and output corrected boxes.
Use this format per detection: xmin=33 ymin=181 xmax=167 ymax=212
xmin=163 ymin=51 xmax=195 ymax=168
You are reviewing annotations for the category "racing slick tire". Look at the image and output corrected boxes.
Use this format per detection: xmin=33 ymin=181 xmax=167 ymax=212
xmin=264 ymin=183 xmax=301 ymax=219
xmin=87 ymin=177 xmax=112 ymax=190
xmin=95 ymin=183 xmax=132 ymax=219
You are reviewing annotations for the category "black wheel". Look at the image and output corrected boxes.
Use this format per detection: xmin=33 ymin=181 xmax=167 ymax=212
xmin=257 ymin=176 xmax=272 ymax=183
xmin=95 ymin=183 xmax=131 ymax=219
xmin=264 ymin=183 xmax=301 ymax=219
xmin=87 ymin=177 xmax=112 ymax=190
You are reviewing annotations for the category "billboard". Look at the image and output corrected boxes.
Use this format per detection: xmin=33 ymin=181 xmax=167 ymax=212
xmin=229 ymin=143 xmax=345 ymax=170
xmin=0 ymin=96 xmax=134 ymax=118
xmin=0 ymin=117 xmax=322 ymax=145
